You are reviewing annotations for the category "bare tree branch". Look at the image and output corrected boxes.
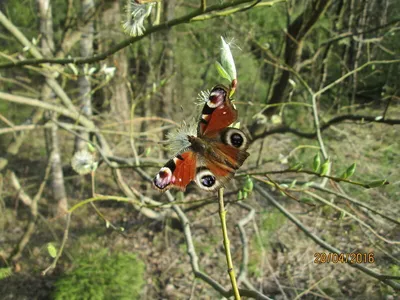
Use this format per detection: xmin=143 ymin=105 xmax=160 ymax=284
xmin=251 ymin=114 xmax=400 ymax=141
xmin=0 ymin=0 xmax=273 ymax=69
xmin=254 ymin=183 xmax=400 ymax=290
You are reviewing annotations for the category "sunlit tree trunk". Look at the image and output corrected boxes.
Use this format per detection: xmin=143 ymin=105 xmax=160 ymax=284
xmin=158 ymin=0 xmax=176 ymax=156
xmin=37 ymin=0 xmax=68 ymax=215
xmin=101 ymin=0 xmax=130 ymax=127
xmin=75 ymin=0 xmax=94 ymax=151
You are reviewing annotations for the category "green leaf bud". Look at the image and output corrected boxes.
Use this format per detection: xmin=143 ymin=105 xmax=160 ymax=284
xmin=313 ymin=153 xmax=321 ymax=172
xmin=320 ymin=160 xmax=330 ymax=176
xmin=47 ymin=243 xmax=57 ymax=258
xmin=366 ymin=179 xmax=388 ymax=188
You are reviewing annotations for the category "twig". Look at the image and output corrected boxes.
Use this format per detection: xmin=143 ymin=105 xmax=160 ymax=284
xmin=0 ymin=11 xmax=78 ymax=113
xmin=200 ymin=0 xmax=206 ymax=11
xmin=218 ymin=188 xmax=241 ymax=300
xmin=254 ymin=183 xmax=400 ymax=290
xmin=311 ymin=184 xmax=400 ymax=226
xmin=0 ymin=0 xmax=266 ymax=69
xmin=293 ymin=272 xmax=334 ymax=300
xmin=9 ymin=171 xmax=32 ymax=207
xmin=304 ymin=190 xmax=400 ymax=245
xmin=0 ymin=92 xmax=93 ymax=128
xmin=310 ymin=93 xmax=330 ymax=187
xmin=240 ymin=168 xmax=388 ymax=189
xmin=169 ymin=192 xmax=271 ymax=299
xmin=8 ymin=160 xmax=52 ymax=261
xmin=252 ymin=219 xmax=288 ymax=299
xmin=42 ymin=213 xmax=71 ymax=275
xmin=236 ymin=202 xmax=255 ymax=284
xmin=192 ymin=0 xmax=284 ymax=21
xmin=251 ymin=114 xmax=400 ymax=141
xmin=315 ymin=60 xmax=400 ymax=97
xmin=88 ymin=171 xmax=124 ymax=233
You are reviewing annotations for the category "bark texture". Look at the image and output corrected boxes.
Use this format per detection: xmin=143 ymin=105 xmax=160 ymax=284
xmin=101 ymin=0 xmax=130 ymax=127
xmin=37 ymin=0 xmax=68 ymax=215
xmin=75 ymin=0 xmax=95 ymax=151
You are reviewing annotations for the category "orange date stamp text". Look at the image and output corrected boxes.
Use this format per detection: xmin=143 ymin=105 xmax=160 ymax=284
xmin=314 ymin=252 xmax=375 ymax=264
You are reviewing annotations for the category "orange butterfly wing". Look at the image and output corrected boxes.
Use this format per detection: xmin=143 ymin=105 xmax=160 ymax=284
xmin=198 ymin=85 xmax=238 ymax=137
xmin=153 ymin=151 xmax=197 ymax=192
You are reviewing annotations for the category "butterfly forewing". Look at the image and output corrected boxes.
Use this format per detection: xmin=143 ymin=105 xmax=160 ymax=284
xmin=153 ymin=151 xmax=197 ymax=191
xmin=198 ymin=85 xmax=238 ymax=137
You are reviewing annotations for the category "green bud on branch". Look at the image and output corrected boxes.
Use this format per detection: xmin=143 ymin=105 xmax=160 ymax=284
xmin=320 ymin=159 xmax=330 ymax=176
xmin=47 ymin=243 xmax=57 ymax=258
xmin=365 ymin=179 xmax=388 ymax=188
xmin=313 ymin=153 xmax=321 ymax=172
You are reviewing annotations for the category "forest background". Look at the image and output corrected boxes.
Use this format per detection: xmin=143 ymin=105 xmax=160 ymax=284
xmin=0 ymin=0 xmax=399 ymax=299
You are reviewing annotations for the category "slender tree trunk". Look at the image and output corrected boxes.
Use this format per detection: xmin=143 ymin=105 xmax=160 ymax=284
xmin=101 ymin=0 xmax=130 ymax=127
xmin=159 ymin=0 xmax=176 ymax=156
xmin=342 ymin=0 xmax=355 ymax=112
xmin=48 ymin=122 xmax=68 ymax=214
xmin=75 ymin=0 xmax=94 ymax=151
xmin=261 ymin=0 xmax=331 ymax=118
xmin=37 ymin=0 xmax=68 ymax=215
xmin=350 ymin=0 xmax=368 ymax=111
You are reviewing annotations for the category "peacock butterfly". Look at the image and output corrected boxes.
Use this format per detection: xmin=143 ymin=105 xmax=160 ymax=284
xmin=153 ymin=83 xmax=250 ymax=192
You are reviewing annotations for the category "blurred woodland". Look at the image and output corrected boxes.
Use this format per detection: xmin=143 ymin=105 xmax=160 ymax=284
xmin=0 ymin=0 xmax=399 ymax=299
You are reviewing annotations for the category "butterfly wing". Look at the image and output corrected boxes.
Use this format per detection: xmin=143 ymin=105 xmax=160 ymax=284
xmin=153 ymin=151 xmax=197 ymax=192
xmin=198 ymin=85 xmax=238 ymax=137
xmin=193 ymin=128 xmax=250 ymax=192
xmin=154 ymin=85 xmax=249 ymax=193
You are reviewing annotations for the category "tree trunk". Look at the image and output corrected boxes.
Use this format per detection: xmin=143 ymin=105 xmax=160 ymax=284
xmin=261 ymin=0 xmax=331 ymax=118
xmin=37 ymin=0 xmax=68 ymax=215
xmin=101 ymin=0 xmax=130 ymax=127
xmin=75 ymin=0 xmax=94 ymax=151
xmin=159 ymin=0 xmax=176 ymax=156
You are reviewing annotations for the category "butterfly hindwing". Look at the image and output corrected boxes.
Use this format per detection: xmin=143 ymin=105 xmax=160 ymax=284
xmin=198 ymin=85 xmax=238 ymax=137
xmin=194 ymin=128 xmax=250 ymax=191
xmin=153 ymin=151 xmax=197 ymax=192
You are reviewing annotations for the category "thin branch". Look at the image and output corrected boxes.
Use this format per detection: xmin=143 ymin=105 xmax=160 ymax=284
xmin=251 ymin=114 xmax=400 ymax=141
xmin=9 ymin=171 xmax=32 ymax=207
xmin=192 ymin=0 xmax=275 ymax=21
xmin=304 ymin=190 xmax=400 ymax=245
xmin=134 ymin=167 xmax=271 ymax=299
xmin=311 ymin=184 xmax=400 ymax=226
xmin=310 ymin=93 xmax=330 ymax=187
xmin=170 ymin=195 xmax=271 ymax=299
xmin=218 ymin=188 xmax=241 ymax=299
xmin=240 ymin=168 xmax=388 ymax=189
xmin=320 ymin=18 xmax=400 ymax=47
xmin=8 ymin=160 xmax=52 ymax=262
xmin=254 ymin=183 xmax=400 ymax=290
xmin=315 ymin=60 xmax=400 ymax=97
xmin=236 ymin=202 xmax=255 ymax=283
xmin=252 ymin=219 xmax=288 ymax=299
xmin=42 ymin=213 xmax=71 ymax=275
xmin=0 ymin=92 xmax=93 ymax=128
xmin=201 ymin=0 xmax=206 ymax=11
xmin=0 ymin=0 xmax=265 ymax=69
xmin=0 ymin=11 xmax=78 ymax=112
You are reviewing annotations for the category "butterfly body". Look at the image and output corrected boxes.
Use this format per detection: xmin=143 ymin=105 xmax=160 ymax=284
xmin=153 ymin=85 xmax=250 ymax=192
